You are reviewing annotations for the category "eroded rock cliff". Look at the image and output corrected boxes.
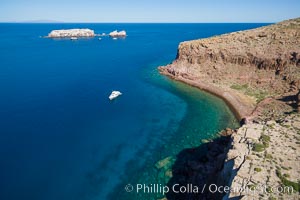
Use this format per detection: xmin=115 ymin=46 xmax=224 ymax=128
xmin=159 ymin=18 xmax=300 ymax=199
xmin=160 ymin=18 xmax=300 ymax=118
xmin=223 ymin=114 xmax=300 ymax=200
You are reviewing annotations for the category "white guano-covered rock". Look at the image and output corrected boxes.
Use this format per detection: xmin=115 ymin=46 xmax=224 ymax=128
xmin=48 ymin=29 xmax=95 ymax=38
xmin=109 ymin=30 xmax=127 ymax=37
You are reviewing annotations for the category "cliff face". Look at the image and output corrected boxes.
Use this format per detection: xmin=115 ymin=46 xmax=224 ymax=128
xmin=160 ymin=18 xmax=300 ymax=117
xmin=176 ymin=20 xmax=300 ymax=74
xmin=222 ymin=114 xmax=300 ymax=200
xmin=159 ymin=18 xmax=300 ymax=199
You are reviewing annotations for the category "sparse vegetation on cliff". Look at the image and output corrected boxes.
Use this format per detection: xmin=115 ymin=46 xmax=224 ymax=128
xmin=160 ymin=18 xmax=300 ymax=118
xmin=230 ymin=83 xmax=268 ymax=103
xmin=159 ymin=17 xmax=300 ymax=200
xmin=276 ymin=169 xmax=300 ymax=193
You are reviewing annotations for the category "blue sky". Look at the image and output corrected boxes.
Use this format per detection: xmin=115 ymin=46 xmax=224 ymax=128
xmin=0 ymin=0 xmax=299 ymax=22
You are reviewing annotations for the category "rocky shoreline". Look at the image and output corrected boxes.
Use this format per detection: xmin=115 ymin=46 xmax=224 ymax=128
xmin=158 ymin=67 xmax=253 ymax=121
xmin=223 ymin=114 xmax=300 ymax=200
xmin=159 ymin=18 xmax=300 ymax=199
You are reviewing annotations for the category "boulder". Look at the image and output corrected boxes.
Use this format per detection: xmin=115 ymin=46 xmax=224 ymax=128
xmin=155 ymin=156 xmax=174 ymax=170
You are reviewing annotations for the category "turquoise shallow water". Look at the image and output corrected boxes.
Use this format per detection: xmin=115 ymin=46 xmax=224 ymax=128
xmin=107 ymin=65 xmax=239 ymax=200
xmin=0 ymin=23 xmax=268 ymax=200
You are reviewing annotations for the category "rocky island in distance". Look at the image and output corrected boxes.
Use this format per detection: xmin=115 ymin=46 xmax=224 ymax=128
xmin=159 ymin=18 xmax=300 ymax=199
xmin=47 ymin=28 xmax=95 ymax=38
xmin=46 ymin=28 xmax=127 ymax=39
xmin=109 ymin=30 xmax=127 ymax=37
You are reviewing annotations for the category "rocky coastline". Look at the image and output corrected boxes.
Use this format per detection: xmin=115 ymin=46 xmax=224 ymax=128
xmin=159 ymin=68 xmax=253 ymax=122
xmin=159 ymin=18 xmax=300 ymax=199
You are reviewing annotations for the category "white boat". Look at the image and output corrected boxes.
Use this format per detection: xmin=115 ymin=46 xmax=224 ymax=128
xmin=109 ymin=91 xmax=122 ymax=100
xmin=70 ymin=37 xmax=78 ymax=40
xmin=112 ymin=37 xmax=117 ymax=40
xmin=98 ymin=38 xmax=102 ymax=40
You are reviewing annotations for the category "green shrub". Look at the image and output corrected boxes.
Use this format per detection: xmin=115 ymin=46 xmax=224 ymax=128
xmin=276 ymin=170 xmax=300 ymax=193
xmin=266 ymin=186 xmax=273 ymax=193
xmin=261 ymin=134 xmax=270 ymax=143
xmin=265 ymin=153 xmax=273 ymax=159
xmin=230 ymin=84 xmax=249 ymax=90
xmin=230 ymin=84 xmax=268 ymax=102
xmin=282 ymin=124 xmax=291 ymax=128
xmin=254 ymin=167 xmax=262 ymax=172
xmin=247 ymin=184 xmax=257 ymax=190
xmin=269 ymin=196 xmax=276 ymax=200
xmin=283 ymin=173 xmax=290 ymax=178
xmin=253 ymin=134 xmax=271 ymax=152
xmin=253 ymin=143 xmax=265 ymax=152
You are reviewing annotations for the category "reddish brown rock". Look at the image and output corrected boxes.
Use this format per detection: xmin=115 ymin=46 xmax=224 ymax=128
xmin=158 ymin=18 xmax=300 ymax=200
xmin=160 ymin=18 xmax=300 ymax=103
xmin=297 ymin=89 xmax=300 ymax=112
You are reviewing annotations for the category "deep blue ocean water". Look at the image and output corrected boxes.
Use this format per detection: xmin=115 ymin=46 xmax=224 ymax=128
xmin=0 ymin=23 xmax=268 ymax=200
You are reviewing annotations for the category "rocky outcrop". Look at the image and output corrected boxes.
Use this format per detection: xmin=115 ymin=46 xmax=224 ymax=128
xmin=160 ymin=18 xmax=300 ymax=119
xmin=109 ymin=30 xmax=127 ymax=37
xmin=159 ymin=18 xmax=300 ymax=200
xmin=47 ymin=29 xmax=95 ymax=38
xmin=222 ymin=114 xmax=300 ymax=199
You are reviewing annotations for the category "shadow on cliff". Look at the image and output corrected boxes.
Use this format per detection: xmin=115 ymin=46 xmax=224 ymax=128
xmin=165 ymin=134 xmax=237 ymax=200
xmin=278 ymin=92 xmax=299 ymax=113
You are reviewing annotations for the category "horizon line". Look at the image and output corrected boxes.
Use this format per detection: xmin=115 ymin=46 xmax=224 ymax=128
xmin=0 ymin=21 xmax=276 ymax=24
